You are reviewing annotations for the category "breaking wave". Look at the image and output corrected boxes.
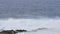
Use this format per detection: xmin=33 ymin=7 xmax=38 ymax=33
xmin=0 ymin=17 xmax=60 ymax=31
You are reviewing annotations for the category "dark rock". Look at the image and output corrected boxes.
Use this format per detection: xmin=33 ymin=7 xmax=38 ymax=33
xmin=16 ymin=30 xmax=27 ymax=32
xmin=0 ymin=30 xmax=16 ymax=34
xmin=0 ymin=29 xmax=27 ymax=34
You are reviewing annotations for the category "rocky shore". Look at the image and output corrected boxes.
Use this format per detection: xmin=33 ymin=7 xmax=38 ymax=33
xmin=0 ymin=30 xmax=27 ymax=34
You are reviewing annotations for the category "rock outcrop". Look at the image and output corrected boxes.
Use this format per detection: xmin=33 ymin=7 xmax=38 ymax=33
xmin=0 ymin=29 xmax=27 ymax=34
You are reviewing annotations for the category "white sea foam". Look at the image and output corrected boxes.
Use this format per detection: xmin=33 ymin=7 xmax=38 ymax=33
xmin=0 ymin=18 xmax=60 ymax=31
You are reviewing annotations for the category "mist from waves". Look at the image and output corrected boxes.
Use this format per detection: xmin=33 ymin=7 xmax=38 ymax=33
xmin=0 ymin=17 xmax=60 ymax=31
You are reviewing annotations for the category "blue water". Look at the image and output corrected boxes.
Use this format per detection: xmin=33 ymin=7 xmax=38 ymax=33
xmin=0 ymin=0 xmax=60 ymax=19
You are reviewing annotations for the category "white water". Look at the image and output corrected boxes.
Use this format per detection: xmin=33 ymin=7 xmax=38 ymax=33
xmin=0 ymin=18 xmax=60 ymax=34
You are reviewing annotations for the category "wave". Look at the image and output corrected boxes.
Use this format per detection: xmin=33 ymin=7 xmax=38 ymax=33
xmin=0 ymin=18 xmax=60 ymax=31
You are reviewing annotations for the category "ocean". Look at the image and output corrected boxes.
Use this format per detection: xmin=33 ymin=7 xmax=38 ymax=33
xmin=0 ymin=0 xmax=60 ymax=34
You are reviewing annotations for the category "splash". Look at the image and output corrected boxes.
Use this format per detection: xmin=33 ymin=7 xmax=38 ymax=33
xmin=0 ymin=18 xmax=60 ymax=31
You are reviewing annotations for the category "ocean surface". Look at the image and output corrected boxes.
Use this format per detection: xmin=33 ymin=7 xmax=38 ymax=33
xmin=0 ymin=0 xmax=60 ymax=34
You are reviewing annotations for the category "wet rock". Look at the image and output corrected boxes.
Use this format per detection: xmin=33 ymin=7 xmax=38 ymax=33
xmin=0 ymin=30 xmax=16 ymax=34
xmin=0 ymin=29 xmax=27 ymax=34
xmin=16 ymin=29 xmax=27 ymax=32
